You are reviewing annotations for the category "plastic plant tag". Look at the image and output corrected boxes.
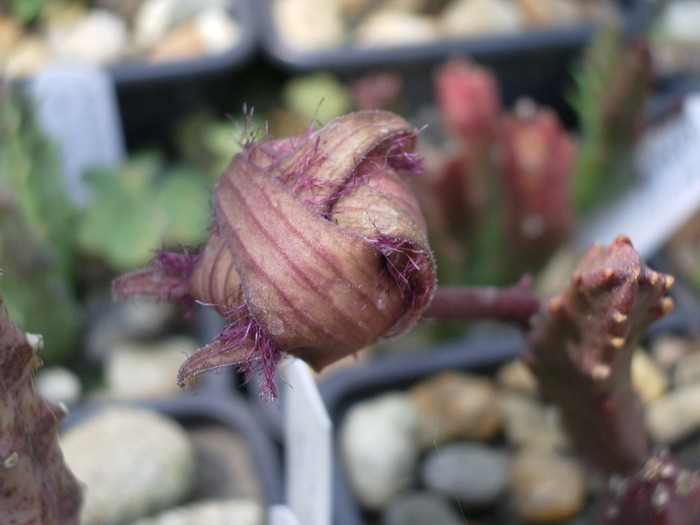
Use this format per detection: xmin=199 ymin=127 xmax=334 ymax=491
xmin=282 ymin=358 xmax=332 ymax=525
xmin=578 ymin=94 xmax=700 ymax=259
xmin=27 ymin=63 xmax=125 ymax=205
xmin=268 ymin=504 xmax=303 ymax=525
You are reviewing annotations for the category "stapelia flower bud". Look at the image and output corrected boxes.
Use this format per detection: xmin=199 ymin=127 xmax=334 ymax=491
xmin=113 ymin=111 xmax=436 ymax=398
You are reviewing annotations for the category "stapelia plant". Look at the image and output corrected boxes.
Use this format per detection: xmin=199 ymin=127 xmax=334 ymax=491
xmin=114 ymin=111 xmax=436 ymax=398
xmin=524 ymin=235 xmax=700 ymax=524
xmin=0 ymin=281 xmax=82 ymax=523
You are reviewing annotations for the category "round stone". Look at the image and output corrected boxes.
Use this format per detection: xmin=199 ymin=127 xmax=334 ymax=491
xmin=409 ymin=371 xmax=501 ymax=448
xmin=421 ymin=442 xmax=509 ymax=508
xmin=500 ymin=391 xmax=569 ymax=451
xmin=673 ymin=349 xmax=700 ymax=388
xmin=60 ymin=406 xmax=196 ymax=525
xmin=647 ymin=383 xmax=700 ymax=445
xmin=382 ymin=490 xmax=464 ymax=525
xmin=105 ymin=336 xmax=197 ymax=399
xmin=34 ymin=366 xmax=82 ymax=407
xmin=509 ymin=448 xmax=587 ymax=523
xmin=496 ymin=358 xmax=540 ymax=396
xmin=631 ymin=349 xmax=669 ymax=404
xmin=340 ymin=393 xmax=420 ymax=511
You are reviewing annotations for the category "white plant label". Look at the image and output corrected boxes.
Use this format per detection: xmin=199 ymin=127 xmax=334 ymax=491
xmin=283 ymin=358 xmax=332 ymax=525
xmin=27 ymin=63 xmax=125 ymax=205
xmin=268 ymin=504 xmax=302 ymax=525
xmin=578 ymin=94 xmax=700 ymax=258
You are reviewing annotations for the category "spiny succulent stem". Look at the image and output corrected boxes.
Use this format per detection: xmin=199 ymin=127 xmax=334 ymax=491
xmin=0 ymin=286 xmax=82 ymax=523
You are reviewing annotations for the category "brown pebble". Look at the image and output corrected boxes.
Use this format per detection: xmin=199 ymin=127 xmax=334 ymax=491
xmin=408 ymin=371 xmax=501 ymax=448
xmin=510 ymin=448 xmax=587 ymax=523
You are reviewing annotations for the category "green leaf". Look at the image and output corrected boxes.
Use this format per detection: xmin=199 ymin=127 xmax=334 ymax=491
xmin=155 ymin=168 xmax=211 ymax=248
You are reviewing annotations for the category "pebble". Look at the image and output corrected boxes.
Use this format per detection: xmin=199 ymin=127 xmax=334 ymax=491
xmin=47 ymin=9 xmax=128 ymax=65
xmin=438 ymin=0 xmax=523 ymax=38
xmin=340 ymin=392 xmax=420 ymax=511
xmin=631 ymin=349 xmax=669 ymax=404
xmin=129 ymin=498 xmax=264 ymax=525
xmin=517 ymin=0 xmax=582 ymax=26
xmin=60 ymin=406 xmax=196 ymax=525
xmin=500 ymin=391 xmax=569 ymax=451
xmin=381 ymin=490 xmax=464 ymax=525
xmin=408 ymin=371 xmax=501 ymax=449
xmin=132 ymin=0 xmax=228 ymax=50
xmin=649 ymin=334 xmax=693 ymax=371
xmin=147 ymin=22 xmax=206 ymax=61
xmin=34 ymin=366 xmax=82 ymax=407
xmin=421 ymin=442 xmax=509 ymax=508
xmin=647 ymin=383 xmax=700 ymax=445
xmin=147 ymin=8 xmax=239 ymax=61
xmin=4 ymin=36 xmax=51 ymax=78
xmin=188 ymin=425 xmax=263 ymax=502
xmin=354 ymin=9 xmax=437 ymax=47
xmin=274 ymin=0 xmax=345 ymax=50
xmin=104 ymin=336 xmax=197 ymax=399
xmin=509 ymin=448 xmax=587 ymax=524
xmin=84 ymin=294 xmax=177 ymax=363
xmin=672 ymin=349 xmax=700 ymax=387
xmin=194 ymin=8 xmax=241 ymax=54
xmin=496 ymin=358 xmax=540 ymax=396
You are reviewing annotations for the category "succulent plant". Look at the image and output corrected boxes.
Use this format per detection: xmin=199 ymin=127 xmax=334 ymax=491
xmin=0 ymin=80 xmax=81 ymax=365
xmin=77 ymin=152 xmax=214 ymax=272
xmin=597 ymin=449 xmax=700 ymax=525
xmin=523 ymin=235 xmax=700 ymax=524
xmin=525 ymin=235 xmax=673 ymax=473
xmin=416 ymin=57 xmax=578 ymax=288
xmin=0 ymin=281 xmax=82 ymax=523
xmin=570 ymin=25 xmax=654 ymax=215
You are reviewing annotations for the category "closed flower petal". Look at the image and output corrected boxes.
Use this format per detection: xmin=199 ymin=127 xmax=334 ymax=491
xmin=113 ymin=111 xmax=436 ymax=398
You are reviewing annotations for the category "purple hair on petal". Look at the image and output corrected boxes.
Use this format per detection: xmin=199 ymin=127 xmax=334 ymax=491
xmin=369 ymin=236 xmax=433 ymax=311
xmin=379 ymin=131 xmax=424 ymax=173
xmin=112 ymin=248 xmax=199 ymax=314
xmin=215 ymin=304 xmax=283 ymax=401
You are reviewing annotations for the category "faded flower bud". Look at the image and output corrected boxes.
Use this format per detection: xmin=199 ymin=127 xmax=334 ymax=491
xmin=113 ymin=111 xmax=436 ymax=397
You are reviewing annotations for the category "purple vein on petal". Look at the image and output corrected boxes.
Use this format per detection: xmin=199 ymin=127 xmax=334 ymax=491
xmin=216 ymin=162 xmax=368 ymax=349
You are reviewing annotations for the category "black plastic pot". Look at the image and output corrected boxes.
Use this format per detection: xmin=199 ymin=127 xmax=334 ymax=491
xmin=254 ymin=0 xmax=652 ymax=124
xmin=107 ymin=0 xmax=259 ymax=149
xmin=107 ymin=0 xmax=257 ymax=87
xmin=318 ymin=328 xmax=525 ymax=525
